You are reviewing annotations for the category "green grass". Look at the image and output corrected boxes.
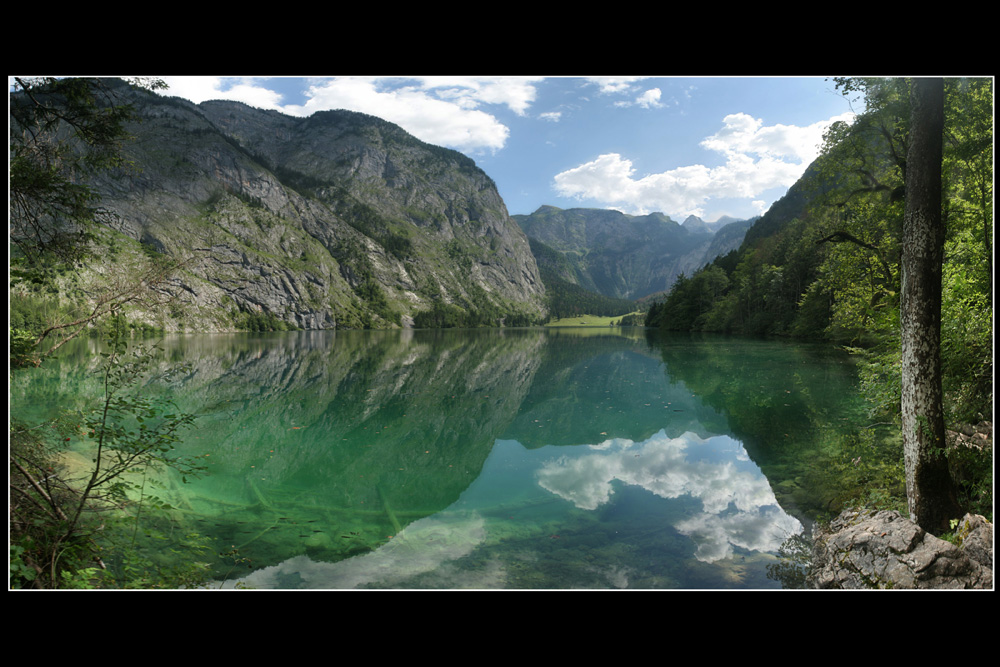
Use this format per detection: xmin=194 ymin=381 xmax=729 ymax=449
xmin=545 ymin=312 xmax=641 ymax=327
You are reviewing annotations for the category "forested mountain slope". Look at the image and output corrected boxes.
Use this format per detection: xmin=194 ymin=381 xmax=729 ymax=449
xmin=647 ymin=78 xmax=992 ymax=425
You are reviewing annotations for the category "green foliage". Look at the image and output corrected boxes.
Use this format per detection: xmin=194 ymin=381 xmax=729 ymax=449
xmin=829 ymin=429 xmax=908 ymax=514
xmin=444 ymin=238 xmax=474 ymax=271
xmin=644 ymin=78 xmax=992 ymax=527
xmin=355 ymin=279 xmax=399 ymax=327
xmin=8 ymin=78 xmax=220 ymax=587
xmin=139 ymin=240 xmax=165 ymax=259
xmin=646 ymin=266 xmax=733 ymax=331
xmin=105 ymin=527 xmax=214 ymax=589
xmin=648 ymin=77 xmax=992 ymax=425
xmin=529 ymin=239 xmax=637 ymax=321
xmin=344 ymin=202 xmax=412 ymax=261
xmin=413 ymin=302 xmax=472 ymax=328
xmin=235 ymin=308 xmax=295 ymax=332
xmin=271 ymin=163 xmax=329 ymax=197
xmin=9 ymin=77 xmax=165 ymax=279
xmin=648 ymin=211 xmax=831 ymax=336
xmin=544 ymin=275 xmax=637 ymax=321
xmin=765 ymin=532 xmax=813 ymax=589
xmin=614 ymin=312 xmax=645 ymax=326
xmin=939 ymin=234 xmax=993 ymax=423
xmin=217 ymin=546 xmax=255 ymax=589
xmin=944 ymin=440 xmax=993 ymax=521
xmin=332 ymin=237 xmax=401 ymax=327
xmin=9 ymin=79 xmax=188 ymax=365
xmin=413 ymin=295 xmax=539 ymax=329
xmin=9 ymin=545 xmax=38 ymax=588
xmin=9 ymin=324 xmax=209 ymax=588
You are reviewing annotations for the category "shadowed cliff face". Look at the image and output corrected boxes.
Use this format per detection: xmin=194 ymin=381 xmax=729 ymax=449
xmin=83 ymin=82 xmax=545 ymax=331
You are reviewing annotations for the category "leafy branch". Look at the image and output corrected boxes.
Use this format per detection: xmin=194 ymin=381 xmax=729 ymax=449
xmin=9 ymin=325 xmax=203 ymax=588
xmin=25 ymin=255 xmax=193 ymax=365
xmin=9 ymin=77 xmax=165 ymax=273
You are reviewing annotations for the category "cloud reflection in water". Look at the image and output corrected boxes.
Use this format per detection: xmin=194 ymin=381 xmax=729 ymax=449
xmin=536 ymin=430 xmax=802 ymax=562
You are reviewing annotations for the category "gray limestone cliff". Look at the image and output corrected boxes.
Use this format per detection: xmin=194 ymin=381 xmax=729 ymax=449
xmin=81 ymin=81 xmax=545 ymax=331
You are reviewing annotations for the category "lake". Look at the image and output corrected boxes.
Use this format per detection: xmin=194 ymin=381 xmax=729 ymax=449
xmin=11 ymin=327 xmax=874 ymax=589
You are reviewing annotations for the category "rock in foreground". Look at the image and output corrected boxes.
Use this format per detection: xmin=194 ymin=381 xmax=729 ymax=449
xmin=808 ymin=509 xmax=992 ymax=589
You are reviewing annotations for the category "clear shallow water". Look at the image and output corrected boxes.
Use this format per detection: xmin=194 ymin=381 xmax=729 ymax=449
xmin=11 ymin=328 xmax=869 ymax=589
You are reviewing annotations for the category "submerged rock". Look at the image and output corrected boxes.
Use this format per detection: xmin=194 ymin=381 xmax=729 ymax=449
xmin=808 ymin=509 xmax=992 ymax=589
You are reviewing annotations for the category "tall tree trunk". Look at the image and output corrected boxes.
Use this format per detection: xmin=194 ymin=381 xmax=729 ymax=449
xmin=900 ymin=77 xmax=961 ymax=533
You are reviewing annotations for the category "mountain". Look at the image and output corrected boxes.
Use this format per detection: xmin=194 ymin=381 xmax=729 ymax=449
xmin=699 ymin=216 xmax=757 ymax=263
xmin=70 ymin=80 xmax=546 ymax=330
xmin=681 ymin=215 xmax=710 ymax=235
xmin=513 ymin=206 xmax=750 ymax=301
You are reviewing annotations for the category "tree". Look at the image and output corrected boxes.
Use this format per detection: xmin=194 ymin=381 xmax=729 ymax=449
xmin=9 ymin=78 xmax=213 ymax=587
xmin=900 ymin=77 xmax=961 ymax=533
xmin=9 ymin=77 xmax=164 ymax=274
xmin=9 ymin=77 xmax=183 ymax=366
xmin=10 ymin=324 xmax=205 ymax=588
xmin=25 ymin=252 xmax=188 ymax=363
xmin=943 ymin=78 xmax=993 ymax=305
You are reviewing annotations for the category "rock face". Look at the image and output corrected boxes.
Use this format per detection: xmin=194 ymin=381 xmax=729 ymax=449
xmin=81 ymin=80 xmax=546 ymax=330
xmin=808 ymin=509 xmax=993 ymax=589
xmin=513 ymin=206 xmax=750 ymax=301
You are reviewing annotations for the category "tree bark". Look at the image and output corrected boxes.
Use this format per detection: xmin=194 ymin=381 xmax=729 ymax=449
xmin=900 ymin=78 xmax=961 ymax=533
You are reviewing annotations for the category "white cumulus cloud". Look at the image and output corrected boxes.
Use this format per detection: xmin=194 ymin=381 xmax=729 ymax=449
xmin=614 ymin=87 xmax=663 ymax=109
xmin=160 ymin=76 xmax=286 ymax=110
xmin=586 ymin=76 xmax=647 ymax=94
xmin=553 ymin=110 xmax=855 ymax=217
xmin=636 ymin=88 xmax=663 ymax=108
xmin=281 ymin=77 xmax=512 ymax=153
xmin=160 ymin=76 xmax=546 ymax=155
xmin=415 ymin=76 xmax=541 ymax=116
xmin=700 ymin=111 xmax=853 ymax=163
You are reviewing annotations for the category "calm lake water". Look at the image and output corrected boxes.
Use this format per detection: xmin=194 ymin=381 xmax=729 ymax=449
xmin=11 ymin=327 xmax=873 ymax=589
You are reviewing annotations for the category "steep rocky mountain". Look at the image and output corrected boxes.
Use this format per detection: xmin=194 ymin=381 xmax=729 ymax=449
xmin=681 ymin=214 xmax=711 ymax=235
xmin=513 ymin=206 xmax=750 ymax=301
xmin=76 ymin=80 xmax=546 ymax=330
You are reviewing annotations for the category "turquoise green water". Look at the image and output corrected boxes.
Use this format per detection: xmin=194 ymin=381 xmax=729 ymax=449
xmin=10 ymin=328 xmax=871 ymax=589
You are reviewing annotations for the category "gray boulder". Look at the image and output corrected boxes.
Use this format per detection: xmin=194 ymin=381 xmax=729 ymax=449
xmin=808 ymin=509 xmax=992 ymax=589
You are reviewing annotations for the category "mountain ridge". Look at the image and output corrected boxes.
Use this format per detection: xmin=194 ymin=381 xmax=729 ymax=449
xmin=73 ymin=82 xmax=547 ymax=330
xmin=513 ymin=205 xmax=751 ymax=301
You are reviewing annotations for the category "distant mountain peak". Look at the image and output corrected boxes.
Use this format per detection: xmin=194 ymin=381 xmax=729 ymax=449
xmin=682 ymin=215 xmax=710 ymax=234
xmin=641 ymin=211 xmax=677 ymax=225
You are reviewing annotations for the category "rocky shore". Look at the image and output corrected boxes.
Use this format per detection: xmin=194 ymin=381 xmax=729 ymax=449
xmin=808 ymin=509 xmax=993 ymax=589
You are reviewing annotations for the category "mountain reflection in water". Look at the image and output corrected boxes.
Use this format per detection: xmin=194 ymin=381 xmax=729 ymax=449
xmin=11 ymin=328 xmax=867 ymax=589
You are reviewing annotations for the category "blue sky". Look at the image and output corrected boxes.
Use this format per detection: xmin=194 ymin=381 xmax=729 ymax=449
xmin=158 ymin=76 xmax=857 ymax=222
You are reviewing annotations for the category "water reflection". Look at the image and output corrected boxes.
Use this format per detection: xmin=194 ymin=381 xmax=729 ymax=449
xmin=217 ymin=426 xmax=801 ymax=588
xmin=535 ymin=431 xmax=802 ymax=563
xmin=227 ymin=512 xmax=492 ymax=589
xmin=11 ymin=328 xmax=866 ymax=588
